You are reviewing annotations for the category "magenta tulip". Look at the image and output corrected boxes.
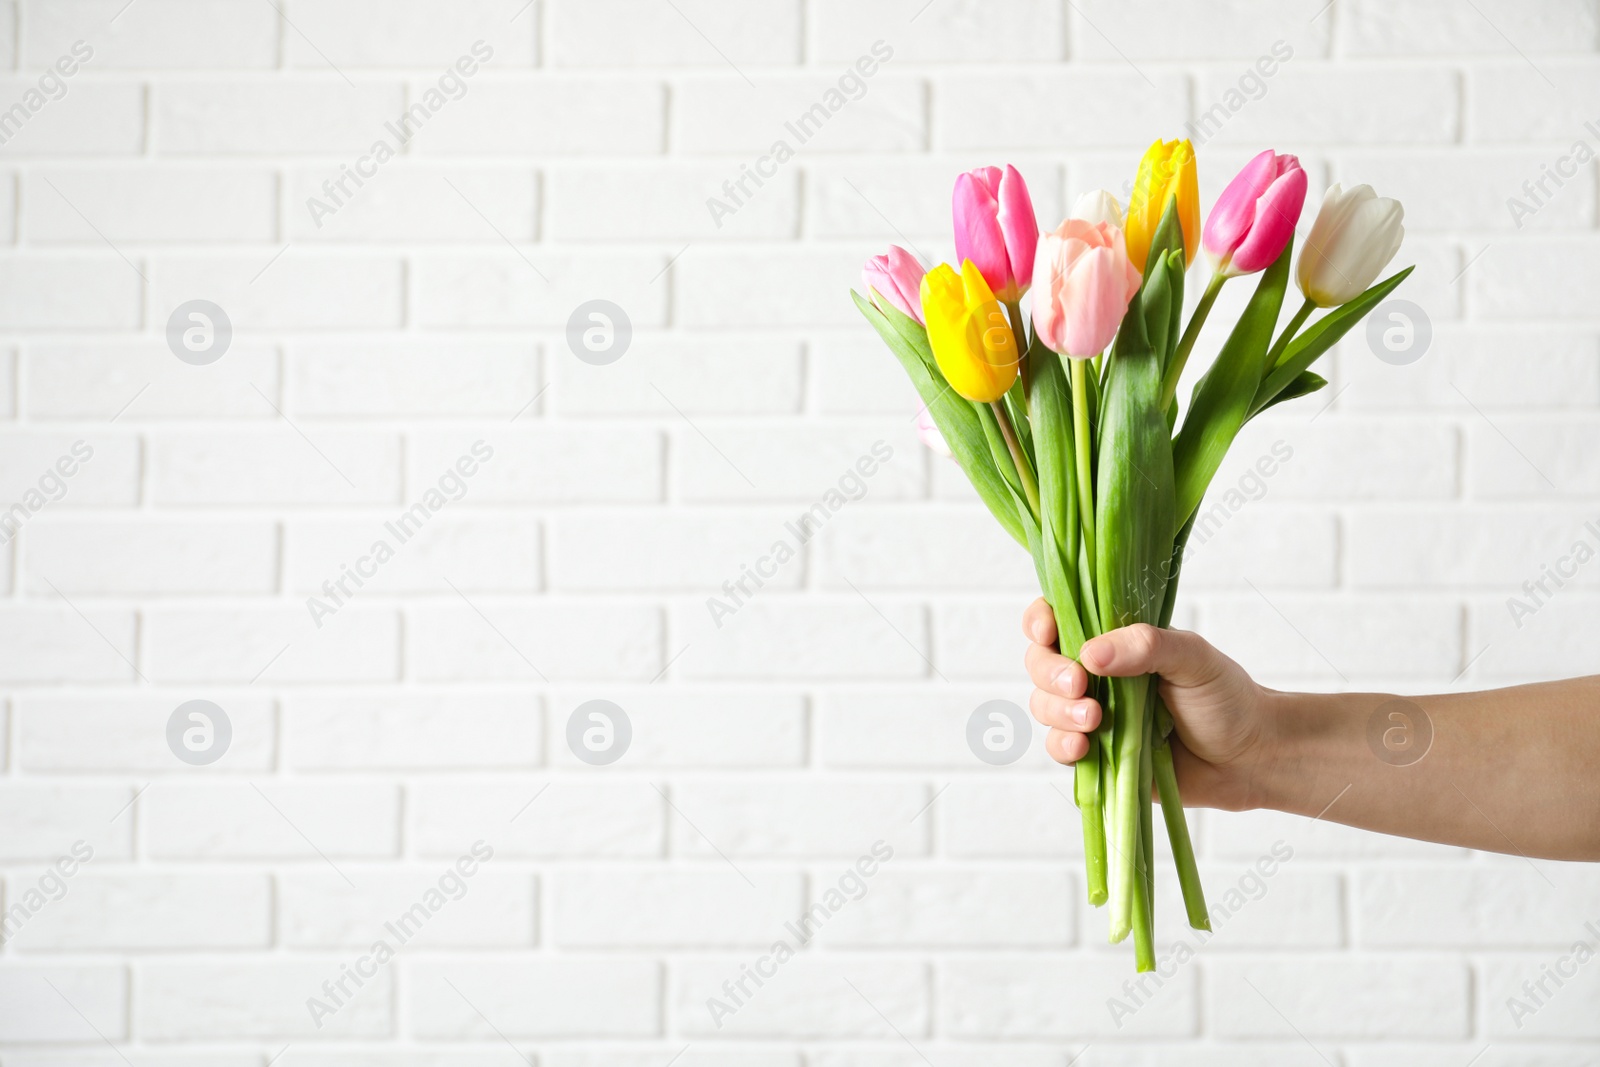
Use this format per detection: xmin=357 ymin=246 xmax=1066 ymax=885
xmin=953 ymin=164 xmax=1038 ymax=303
xmin=1203 ymin=150 xmax=1307 ymax=278
xmin=914 ymin=402 xmax=951 ymax=457
xmin=1031 ymin=219 xmax=1142 ymax=359
xmin=862 ymin=245 xmax=927 ymax=324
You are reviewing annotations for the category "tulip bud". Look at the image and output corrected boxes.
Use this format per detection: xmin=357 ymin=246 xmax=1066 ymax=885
xmin=953 ymin=164 xmax=1039 ymax=303
xmin=1032 ymin=219 xmax=1143 ymax=359
xmin=1203 ymin=150 xmax=1307 ymax=278
xmin=1126 ymin=139 xmax=1199 ymax=273
xmin=862 ymin=245 xmax=927 ymax=323
xmin=1296 ymin=183 xmax=1406 ymax=308
xmin=915 ymin=402 xmax=952 ymax=457
xmin=920 ymin=259 xmax=1019 ymax=403
xmin=1070 ymin=189 xmax=1125 ymax=229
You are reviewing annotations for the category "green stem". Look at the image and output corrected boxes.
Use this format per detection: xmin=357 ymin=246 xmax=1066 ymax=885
xmin=989 ymin=400 xmax=1039 ymax=519
xmin=1129 ymin=819 xmax=1155 ymax=972
xmin=1265 ymin=297 xmax=1316 ymax=373
xmin=1159 ymin=271 xmax=1227 ymax=409
xmin=1069 ymin=357 xmax=1096 ymax=583
xmin=1106 ymin=674 xmax=1150 ymax=942
xmin=1154 ymin=722 xmax=1210 ymax=932
xmin=1077 ymin=745 xmax=1107 ymax=906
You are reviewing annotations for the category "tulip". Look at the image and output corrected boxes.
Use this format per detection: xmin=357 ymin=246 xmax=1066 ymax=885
xmin=1032 ymin=219 xmax=1143 ymax=359
xmin=915 ymin=402 xmax=951 ymax=457
xmin=953 ymin=164 xmax=1039 ymax=303
xmin=1126 ymin=139 xmax=1199 ymax=273
xmin=1297 ymin=183 xmax=1406 ymax=308
xmin=920 ymin=259 xmax=1019 ymax=404
xmin=1203 ymin=150 xmax=1307 ymax=278
xmin=862 ymin=245 xmax=926 ymax=324
xmin=1071 ymin=189 xmax=1125 ymax=229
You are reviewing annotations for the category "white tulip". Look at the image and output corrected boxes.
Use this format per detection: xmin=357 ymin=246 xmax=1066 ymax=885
xmin=1296 ymin=183 xmax=1405 ymax=308
xmin=1069 ymin=188 xmax=1125 ymax=229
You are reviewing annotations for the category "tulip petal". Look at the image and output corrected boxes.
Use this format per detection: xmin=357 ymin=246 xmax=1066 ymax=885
xmin=953 ymin=171 xmax=1011 ymax=299
xmin=1203 ymin=148 xmax=1278 ymax=260
xmin=997 ymin=164 xmax=1040 ymax=291
xmin=1228 ymin=163 xmax=1307 ymax=275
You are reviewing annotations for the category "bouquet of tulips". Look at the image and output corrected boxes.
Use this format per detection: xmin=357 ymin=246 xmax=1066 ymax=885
xmin=853 ymin=140 xmax=1408 ymax=969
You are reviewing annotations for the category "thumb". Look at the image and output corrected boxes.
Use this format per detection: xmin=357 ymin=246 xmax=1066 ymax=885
xmin=1079 ymin=624 xmax=1218 ymax=686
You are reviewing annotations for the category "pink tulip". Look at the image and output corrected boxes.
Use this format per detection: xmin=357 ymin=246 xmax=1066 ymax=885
xmin=953 ymin=164 xmax=1038 ymax=303
xmin=1031 ymin=219 xmax=1143 ymax=359
xmin=862 ymin=245 xmax=926 ymax=323
xmin=1202 ymin=149 xmax=1307 ymax=277
xmin=915 ymin=402 xmax=951 ymax=457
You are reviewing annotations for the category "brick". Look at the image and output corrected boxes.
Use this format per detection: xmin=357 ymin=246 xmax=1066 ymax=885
xmin=549 ymin=0 xmax=799 ymax=66
xmin=940 ymin=956 xmax=1197 ymax=1038
xmin=935 ymin=71 xmax=1188 ymax=149
xmin=1340 ymin=150 xmax=1594 ymax=233
xmin=551 ymin=335 xmax=803 ymax=416
xmin=930 ymin=599 xmax=1034 ymax=679
xmin=549 ymin=511 xmax=802 ymax=592
xmin=151 ymin=254 xmax=404 ymax=330
xmin=0 ymin=431 xmax=140 ymax=505
xmin=0 ymin=81 xmax=144 ymax=155
xmin=25 ymin=341 xmax=281 ymax=420
xmin=0 ymin=608 xmax=138 ymax=682
xmin=812 ymin=0 xmax=1064 ymax=62
xmin=674 ymin=75 xmax=925 ymax=155
xmin=676 ymin=248 xmax=872 ymax=328
xmin=666 ymin=780 xmax=931 ymax=857
xmin=286 ymin=693 xmax=541 ymax=770
xmin=1197 ymin=595 xmax=1461 ymax=682
xmin=673 ymin=957 xmax=927 ymax=1038
xmin=16 ymin=695 xmax=275 ymax=772
xmin=1336 ymin=328 xmax=1600 ymax=410
xmin=1358 ymin=865 xmax=1600 ymax=947
xmin=280 ymin=866 xmax=536 ymax=949
xmin=1470 ymin=596 xmax=1600 ymax=681
xmin=941 ymin=778 xmax=1085 ymax=860
xmin=815 ymin=688 xmax=1049 ymax=770
xmin=810 ymin=331 xmax=925 ymax=415
xmin=672 ymin=423 xmax=923 ymax=501
xmin=282 ymin=1 xmax=538 ymax=67
xmin=1342 ymin=0 xmax=1599 ymax=54
xmin=0 ymin=258 xmax=141 ymax=329
xmin=549 ymin=869 xmax=804 ymax=947
xmin=26 ymin=167 xmax=277 ymax=242
xmin=408 ymin=603 xmax=662 ymax=682
xmin=815 ymin=506 xmax=1038 ymax=590
xmin=1182 ymin=507 xmax=1340 ymax=590
xmin=286 ymin=166 xmax=537 ymax=242
xmin=0 ymin=785 xmax=133 ymax=861
xmin=1195 ymin=66 xmax=1459 ymax=146
xmin=408 ymin=958 xmax=660 ymax=1037
xmin=286 ymin=515 xmax=541 ymax=595
xmin=547 ymin=163 xmax=797 ymax=242
xmin=412 ymin=252 xmax=668 ymax=329
xmin=288 ymin=340 xmax=538 ymax=416
xmin=149 ymin=431 xmax=402 ymax=505
xmin=805 ymin=156 xmax=1061 ymax=242
xmin=408 ymin=428 xmax=662 ymax=503
xmin=143 ymin=607 xmax=400 ymax=683
xmin=155 ymin=81 xmax=404 ymax=154
xmin=1223 ymin=417 xmax=1459 ymax=502
xmin=142 ymin=782 xmax=400 ymax=859
xmin=1071 ymin=1 xmax=1331 ymax=59
xmin=1348 ymin=508 xmax=1600 ymax=590
xmin=137 ymin=960 xmax=392 ymax=1038
xmin=411 ymin=80 xmax=663 ymax=155
xmin=546 ymin=689 xmax=806 ymax=768
xmin=24 ymin=0 xmax=280 ymax=67
xmin=0 ymin=966 xmax=126 ymax=1042
xmin=24 ymin=519 xmax=277 ymax=595
xmin=1465 ymin=416 xmax=1600 ymax=497
xmin=1483 ymin=954 xmax=1600 ymax=1038
xmin=1469 ymin=63 xmax=1600 ymax=142
xmin=409 ymin=779 xmax=663 ymax=858
xmin=816 ymin=868 xmax=1073 ymax=947
xmin=674 ymin=600 xmax=932 ymax=681
xmin=5 ymin=872 xmax=272 ymax=950
xmin=1210 ymin=957 xmax=1470 ymax=1038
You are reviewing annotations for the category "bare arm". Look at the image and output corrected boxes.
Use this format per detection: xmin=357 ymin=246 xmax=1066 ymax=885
xmin=1022 ymin=598 xmax=1600 ymax=862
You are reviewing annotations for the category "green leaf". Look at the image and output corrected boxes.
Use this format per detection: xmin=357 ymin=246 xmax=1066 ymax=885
xmin=853 ymin=290 xmax=1026 ymax=547
xmin=1170 ymin=236 xmax=1293 ymax=530
xmin=1250 ymin=266 xmax=1413 ymax=417
xmin=1025 ymin=339 xmax=1088 ymax=655
xmin=1254 ymin=369 xmax=1327 ymax=416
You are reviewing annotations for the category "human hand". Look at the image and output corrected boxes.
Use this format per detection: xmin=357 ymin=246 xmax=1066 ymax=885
xmin=1022 ymin=598 xmax=1275 ymax=811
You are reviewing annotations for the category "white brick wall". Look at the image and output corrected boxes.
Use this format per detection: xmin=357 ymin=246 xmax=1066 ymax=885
xmin=0 ymin=0 xmax=1596 ymax=1060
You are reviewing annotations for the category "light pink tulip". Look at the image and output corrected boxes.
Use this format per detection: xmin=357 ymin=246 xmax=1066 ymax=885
xmin=1202 ymin=149 xmax=1307 ymax=277
xmin=862 ymin=245 xmax=926 ymax=324
xmin=953 ymin=164 xmax=1038 ymax=303
xmin=1031 ymin=219 xmax=1143 ymax=359
xmin=915 ymin=402 xmax=951 ymax=457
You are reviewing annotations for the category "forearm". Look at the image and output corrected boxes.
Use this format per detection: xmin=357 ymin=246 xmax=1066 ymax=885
xmin=1255 ymin=678 xmax=1600 ymax=861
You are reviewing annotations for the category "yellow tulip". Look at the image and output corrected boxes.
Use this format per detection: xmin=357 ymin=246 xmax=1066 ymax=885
xmin=920 ymin=259 xmax=1019 ymax=403
xmin=1126 ymin=138 xmax=1200 ymax=273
